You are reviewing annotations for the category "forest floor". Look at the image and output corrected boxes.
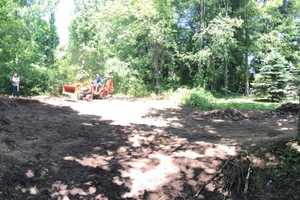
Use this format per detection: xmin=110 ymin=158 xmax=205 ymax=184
xmin=0 ymin=96 xmax=299 ymax=200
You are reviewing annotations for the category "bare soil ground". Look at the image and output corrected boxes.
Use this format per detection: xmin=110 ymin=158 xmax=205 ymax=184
xmin=0 ymin=96 xmax=297 ymax=200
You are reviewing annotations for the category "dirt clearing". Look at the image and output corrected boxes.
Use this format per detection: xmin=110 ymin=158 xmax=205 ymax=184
xmin=0 ymin=96 xmax=297 ymax=200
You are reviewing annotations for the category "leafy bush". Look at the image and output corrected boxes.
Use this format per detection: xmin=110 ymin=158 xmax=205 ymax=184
xmin=46 ymin=59 xmax=78 ymax=96
xmin=103 ymin=58 xmax=150 ymax=97
xmin=183 ymin=87 xmax=216 ymax=110
xmin=127 ymin=77 xmax=150 ymax=97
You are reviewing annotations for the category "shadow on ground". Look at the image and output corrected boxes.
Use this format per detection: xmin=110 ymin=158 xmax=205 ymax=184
xmin=0 ymin=97 xmax=134 ymax=199
xmin=142 ymin=106 xmax=296 ymax=146
xmin=0 ymin=97 xmax=296 ymax=200
xmin=0 ymin=97 xmax=233 ymax=200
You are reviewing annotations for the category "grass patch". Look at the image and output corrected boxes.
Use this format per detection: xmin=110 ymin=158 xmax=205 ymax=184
xmin=215 ymin=98 xmax=278 ymax=110
xmin=180 ymin=87 xmax=278 ymax=110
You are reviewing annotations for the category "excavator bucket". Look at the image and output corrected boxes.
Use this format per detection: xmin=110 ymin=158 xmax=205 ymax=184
xmin=63 ymin=84 xmax=81 ymax=100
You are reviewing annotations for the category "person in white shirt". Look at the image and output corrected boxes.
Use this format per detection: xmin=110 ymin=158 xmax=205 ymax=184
xmin=11 ymin=72 xmax=20 ymax=97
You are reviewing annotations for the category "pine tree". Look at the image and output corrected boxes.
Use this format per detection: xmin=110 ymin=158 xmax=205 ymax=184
xmin=285 ymin=63 xmax=300 ymax=101
xmin=253 ymin=51 xmax=289 ymax=102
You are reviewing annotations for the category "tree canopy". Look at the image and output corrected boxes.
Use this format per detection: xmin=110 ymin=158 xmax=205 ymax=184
xmin=0 ymin=0 xmax=299 ymax=100
xmin=0 ymin=0 xmax=59 ymax=94
xmin=66 ymin=0 xmax=300 ymax=99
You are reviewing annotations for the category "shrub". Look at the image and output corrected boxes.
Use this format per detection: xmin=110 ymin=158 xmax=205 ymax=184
xmin=183 ymin=87 xmax=216 ymax=110
xmin=104 ymin=57 xmax=151 ymax=97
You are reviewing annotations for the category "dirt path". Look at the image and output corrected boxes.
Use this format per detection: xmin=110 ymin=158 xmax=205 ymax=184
xmin=0 ymin=96 xmax=297 ymax=200
xmin=38 ymin=96 xmax=296 ymax=144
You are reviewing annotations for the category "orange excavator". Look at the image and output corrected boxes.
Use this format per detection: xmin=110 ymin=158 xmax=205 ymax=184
xmin=95 ymin=78 xmax=114 ymax=98
xmin=62 ymin=83 xmax=81 ymax=100
xmin=63 ymin=77 xmax=114 ymax=101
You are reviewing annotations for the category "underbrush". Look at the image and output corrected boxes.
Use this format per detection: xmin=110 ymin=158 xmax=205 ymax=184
xmin=110 ymin=73 xmax=151 ymax=98
xmin=201 ymin=140 xmax=300 ymax=200
xmin=247 ymin=140 xmax=300 ymax=200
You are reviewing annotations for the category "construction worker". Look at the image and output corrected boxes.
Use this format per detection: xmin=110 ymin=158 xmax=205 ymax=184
xmin=91 ymin=74 xmax=103 ymax=92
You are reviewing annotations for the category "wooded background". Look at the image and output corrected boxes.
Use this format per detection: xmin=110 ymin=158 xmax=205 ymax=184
xmin=0 ymin=0 xmax=299 ymax=101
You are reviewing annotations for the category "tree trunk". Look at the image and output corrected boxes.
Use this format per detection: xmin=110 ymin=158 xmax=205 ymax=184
xmin=224 ymin=58 xmax=228 ymax=93
xmin=152 ymin=43 xmax=161 ymax=94
xmin=225 ymin=0 xmax=229 ymax=16
xmin=197 ymin=0 xmax=205 ymax=34
xmin=297 ymin=110 xmax=300 ymax=141
xmin=282 ymin=0 xmax=289 ymax=13
xmin=154 ymin=57 xmax=160 ymax=94
xmin=245 ymin=53 xmax=250 ymax=95
xmin=297 ymin=96 xmax=300 ymax=141
xmin=211 ymin=58 xmax=216 ymax=91
xmin=244 ymin=0 xmax=250 ymax=96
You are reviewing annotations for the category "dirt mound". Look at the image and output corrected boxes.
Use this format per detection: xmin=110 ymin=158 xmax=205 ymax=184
xmin=276 ymin=103 xmax=300 ymax=114
xmin=0 ymin=97 xmax=18 ymax=110
xmin=193 ymin=109 xmax=247 ymax=121
xmin=191 ymin=105 xmax=299 ymax=122
xmin=0 ymin=97 xmax=40 ymax=110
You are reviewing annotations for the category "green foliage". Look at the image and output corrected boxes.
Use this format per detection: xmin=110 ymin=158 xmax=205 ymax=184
xmin=1 ymin=0 xmax=299 ymax=100
xmin=64 ymin=0 xmax=300 ymax=98
xmin=182 ymin=87 xmax=277 ymax=111
xmin=280 ymin=146 xmax=300 ymax=164
xmin=0 ymin=0 xmax=59 ymax=96
xmin=215 ymin=99 xmax=277 ymax=110
xmin=253 ymin=50 xmax=289 ymax=101
xmin=46 ymin=56 xmax=77 ymax=95
xmin=252 ymin=10 xmax=300 ymax=101
xmin=183 ymin=87 xmax=216 ymax=110
xmin=68 ymin=0 xmax=179 ymax=94
xmin=126 ymin=78 xmax=150 ymax=97
xmin=192 ymin=15 xmax=243 ymax=90
xmin=285 ymin=64 xmax=300 ymax=101
xmin=103 ymin=58 xmax=150 ymax=97
xmin=249 ymin=141 xmax=300 ymax=199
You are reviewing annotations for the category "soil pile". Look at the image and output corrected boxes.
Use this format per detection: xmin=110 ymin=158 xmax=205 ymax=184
xmin=192 ymin=109 xmax=248 ymax=121
xmin=192 ymin=103 xmax=299 ymax=122
xmin=276 ymin=103 xmax=300 ymax=114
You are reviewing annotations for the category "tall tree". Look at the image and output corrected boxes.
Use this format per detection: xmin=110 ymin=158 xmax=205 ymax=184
xmin=0 ymin=0 xmax=59 ymax=95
